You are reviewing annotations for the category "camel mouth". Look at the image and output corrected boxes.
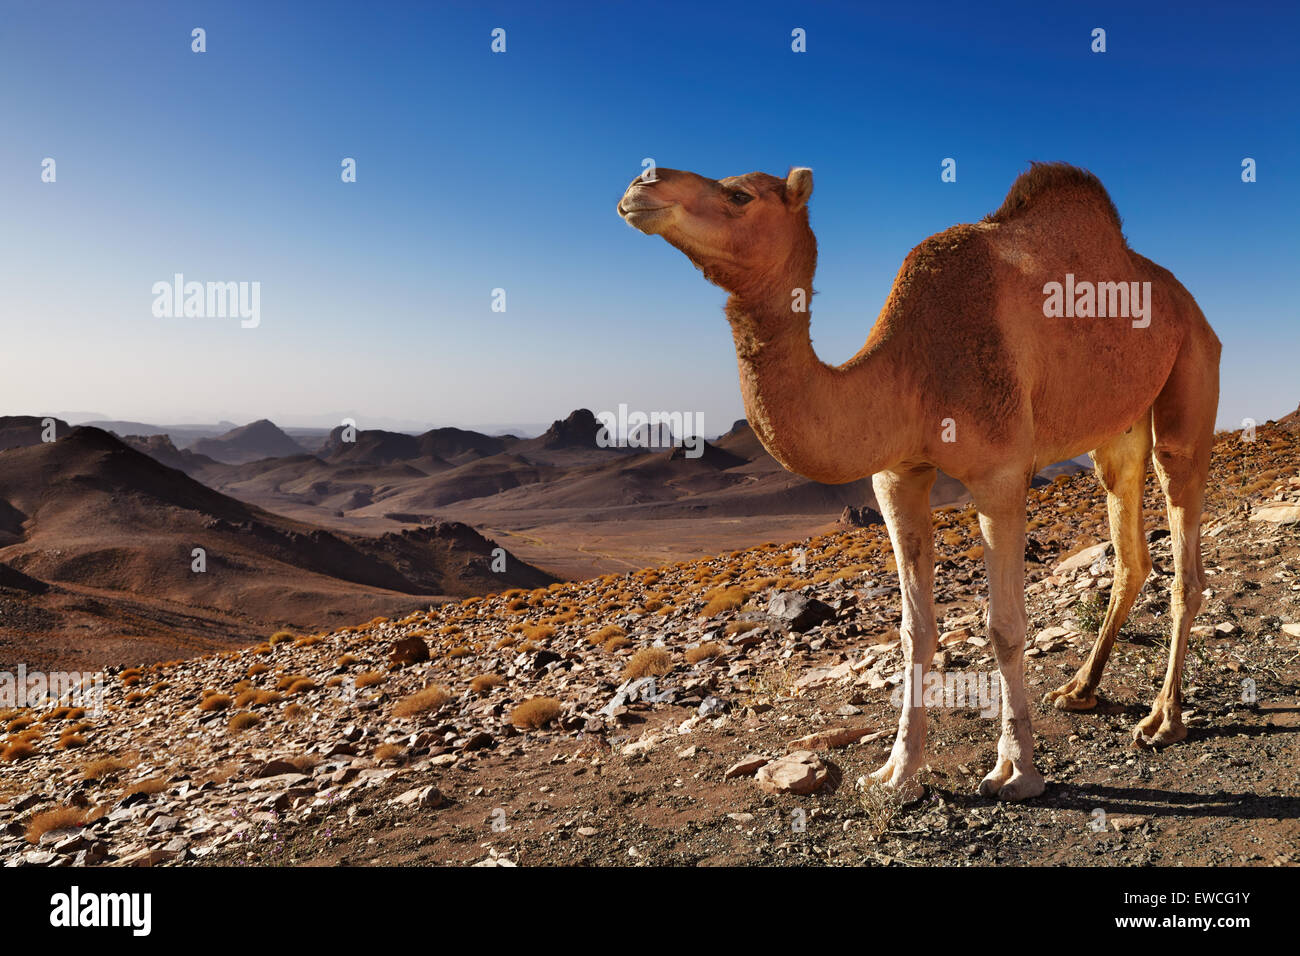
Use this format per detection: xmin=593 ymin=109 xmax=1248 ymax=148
xmin=618 ymin=198 xmax=677 ymax=233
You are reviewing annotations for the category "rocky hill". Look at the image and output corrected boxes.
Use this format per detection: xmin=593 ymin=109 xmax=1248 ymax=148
xmin=0 ymin=418 xmax=1295 ymax=867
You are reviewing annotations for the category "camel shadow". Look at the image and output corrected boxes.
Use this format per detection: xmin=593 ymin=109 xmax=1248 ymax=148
xmin=1041 ymin=783 xmax=1300 ymax=821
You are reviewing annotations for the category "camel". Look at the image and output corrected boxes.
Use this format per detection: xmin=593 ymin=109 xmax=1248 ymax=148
xmin=618 ymin=162 xmax=1220 ymax=801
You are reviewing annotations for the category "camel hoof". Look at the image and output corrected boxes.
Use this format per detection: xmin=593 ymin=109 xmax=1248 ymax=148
xmin=1131 ymin=710 xmax=1187 ymax=749
xmin=978 ymin=761 xmax=1045 ymax=801
xmin=1044 ymin=679 xmax=1097 ymax=711
xmin=867 ymin=762 xmax=924 ymax=803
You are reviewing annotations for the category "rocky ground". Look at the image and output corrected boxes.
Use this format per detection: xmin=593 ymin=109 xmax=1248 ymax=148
xmin=1 ymin=421 xmax=1297 ymax=867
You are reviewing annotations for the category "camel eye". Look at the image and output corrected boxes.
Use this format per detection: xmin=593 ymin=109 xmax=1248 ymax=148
xmin=728 ymin=190 xmax=753 ymax=206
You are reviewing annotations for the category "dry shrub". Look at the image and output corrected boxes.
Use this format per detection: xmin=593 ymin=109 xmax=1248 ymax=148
xmin=622 ymin=647 xmax=673 ymax=680
xmin=4 ymin=716 xmax=34 ymax=734
xmin=55 ymin=734 xmax=87 ymax=750
xmin=506 ymin=599 xmax=528 ymax=612
xmin=124 ymin=691 xmax=145 ymax=705
xmin=355 ymin=671 xmax=384 ymax=688
xmin=325 ymin=676 xmax=345 ymax=688
xmin=234 ymin=689 xmax=281 ymax=708
xmin=522 ymin=624 xmax=556 ymax=643
xmin=470 ymin=674 xmax=504 ymax=694
xmin=725 ymin=620 xmax=763 ymax=636
xmin=293 ymin=635 xmax=323 ymax=648
xmin=587 ymin=624 xmax=624 ymax=646
xmin=269 ymin=631 xmax=296 ymax=645
xmin=392 ymin=685 xmax=451 ymax=718
xmin=122 ymin=777 xmax=169 ymax=799
xmin=685 ymin=641 xmax=722 ymax=664
xmin=286 ymin=678 xmax=316 ymax=695
xmin=82 ymin=756 xmax=133 ymax=781
xmin=1 ymin=741 xmax=37 ymax=762
xmin=701 ymin=587 xmax=750 ymax=618
xmin=447 ymin=646 xmax=472 ymax=659
xmin=374 ymin=743 xmax=406 ymax=763
xmin=337 ymin=654 xmax=359 ymax=667
xmin=198 ymin=693 xmax=233 ymax=712
xmin=25 ymin=807 xmax=87 ymax=843
xmin=227 ymin=711 xmax=261 ymax=732
xmin=247 ymin=662 xmax=270 ymax=676
xmin=497 ymin=635 xmax=519 ymax=649
xmin=602 ymin=636 xmax=631 ymax=653
xmin=511 ymin=697 xmax=562 ymax=729
xmin=282 ymin=703 xmax=306 ymax=721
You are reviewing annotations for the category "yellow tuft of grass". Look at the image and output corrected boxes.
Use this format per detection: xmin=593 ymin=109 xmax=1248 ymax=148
xmin=286 ymin=678 xmax=317 ymax=695
xmin=587 ymin=624 xmax=625 ymax=646
xmin=269 ymin=630 xmax=296 ymax=645
xmin=4 ymin=716 xmax=34 ymax=734
xmin=247 ymin=662 xmax=270 ymax=676
xmin=55 ymin=734 xmax=87 ymax=749
xmin=602 ymin=636 xmax=631 ymax=653
xmin=469 ymin=674 xmax=505 ymax=694
xmin=700 ymin=587 xmax=750 ymax=618
xmin=2 ymin=741 xmax=38 ymax=762
xmin=355 ymin=671 xmax=384 ymax=689
xmin=392 ymin=685 xmax=451 ymax=718
xmin=337 ymin=654 xmax=359 ymax=667
xmin=122 ymin=777 xmax=169 ymax=799
xmin=234 ymin=689 xmax=281 ymax=708
xmin=622 ymin=647 xmax=673 ymax=680
xmin=685 ymin=641 xmax=722 ymax=664
xmin=198 ymin=693 xmax=233 ymax=712
xmin=227 ymin=711 xmax=261 ymax=732
xmin=521 ymin=624 xmax=556 ymax=643
xmin=81 ymin=756 xmax=133 ymax=781
xmin=511 ymin=697 xmax=562 ymax=729
xmin=25 ymin=806 xmax=87 ymax=843
xmin=374 ymin=742 xmax=406 ymax=763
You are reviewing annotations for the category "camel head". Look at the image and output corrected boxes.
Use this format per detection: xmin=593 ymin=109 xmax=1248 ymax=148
xmin=617 ymin=167 xmax=816 ymax=298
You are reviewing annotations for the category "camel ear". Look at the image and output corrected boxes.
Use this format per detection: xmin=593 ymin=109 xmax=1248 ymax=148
xmin=786 ymin=167 xmax=813 ymax=209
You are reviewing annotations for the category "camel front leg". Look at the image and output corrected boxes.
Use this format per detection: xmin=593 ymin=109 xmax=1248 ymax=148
xmin=971 ymin=480 xmax=1046 ymax=801
xmin=867 ymin=467 xmax=937 ymax=802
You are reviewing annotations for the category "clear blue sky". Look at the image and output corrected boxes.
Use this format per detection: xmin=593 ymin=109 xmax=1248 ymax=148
xmin=3 ymin=0 xmax=1296 ymax=434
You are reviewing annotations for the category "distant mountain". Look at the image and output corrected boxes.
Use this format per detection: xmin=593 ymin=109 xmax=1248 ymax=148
xmin=0 ymin=428 xmax=554 ymax=668
xmin=0 ymin=415 xmax=72 ymax=452
xmin=188 ymin=419 xmax=311 ymax=464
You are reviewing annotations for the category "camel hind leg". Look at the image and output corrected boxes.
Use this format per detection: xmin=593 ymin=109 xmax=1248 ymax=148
xmin=1045 ymin=410 xmax=1153 ymax=710
xmin=1133 ymin=334 xmax=1218 ymax=748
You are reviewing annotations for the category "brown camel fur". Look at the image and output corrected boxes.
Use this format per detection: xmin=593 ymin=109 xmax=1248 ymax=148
xmin=618 ymin=162 xmax=1221 ymax=801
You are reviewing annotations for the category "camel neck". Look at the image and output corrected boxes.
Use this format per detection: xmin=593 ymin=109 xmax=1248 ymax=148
xmin=724 ymin=290 xmax=910 ymax=484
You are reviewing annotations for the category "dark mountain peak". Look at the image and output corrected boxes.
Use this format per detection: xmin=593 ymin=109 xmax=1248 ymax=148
xmin=537 ymin=409 xmax=601 ymax=449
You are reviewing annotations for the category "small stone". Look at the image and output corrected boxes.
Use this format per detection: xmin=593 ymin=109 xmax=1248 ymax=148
xmin=724 ymin=755 xmax=770 ymax=779
xmin=389 ymin=785 xmax=444 ymax=809
xmin=754 ymin=751 xmax=830 ymax=795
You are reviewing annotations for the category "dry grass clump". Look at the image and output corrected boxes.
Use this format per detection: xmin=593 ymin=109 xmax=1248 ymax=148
xmin=447 ymin=646 xmax=472 ymax=659
xmin=725 ymin=620 xmax=763 ymax=635
xmin=269 ymin=630 xmax=296 ymax=645
xmin=337 ymin=654 xmax=359 ymax=667
xmin=55 ymin=734 xmax=87 ymax=750
xmin=587 ymin=624 xmax=625 ymax=646
xmin=603 ymin=635 xmax=631 ymax=653
xmin=392 ymin=685 xmax=451 ymax=718
xmin=247 ymin=662 xmax=270 ymax=676
xmin=685 ymin=641 xmax=722 ymax=664
xmin=700 ymin=587 xmax=750 ymax=618
xmin=374 ymin=743 xmax=406 ymax=763
xmin=521 ymin=624 xmax=556 ymax=643
xmin=198 ymin=693 xmax=233 ymax=712
xmin=286 ymin=678 xmax=317 ymax=695
xmin=4 ymin=716 xmax=34 ymax=734
xmin=25 ymin=806 xmax=87 ymax=844
xmin=122 ymin=777 xmax=169 ymax=799
xmin=470 ymin=674 xmax=505 ymax=694
xmin=282 ymin=703 xmax=305 ymax=721
xmin=293 ymin=634 xmax=323 ymax=648
xmin=510 ymin=697 xmax=563 ymax=729
xmin=227 ymin=711 xmax=261 ymax=732
xmin=1 ymin=741 xmax=38 ymax=762
xmin=82 ymin=756 xmax=133 ymax=781
xmin=355 ymin=671 xmax=385 ymax=689
xmin=496 ymin=635 xmax=519 ymax=649
xmin=234 ymin=689 xmax=282 ymax=708
xmin=622 ymin=647 xmax=673 ymax=680
xmin=123 ymin=691 xmax=146 ymax=705
xmin=506 ymin=598 xmax=528 ymax=612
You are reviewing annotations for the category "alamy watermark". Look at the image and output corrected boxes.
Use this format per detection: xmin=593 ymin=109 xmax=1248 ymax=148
xmin=1042 ymin=274 xmax=1151 ymax=328
xmin=595 ymin=404 xmax=704 ymax=458
xmin=0 ymin=666 xmax=105 ymax=716
xmin=151 ymin=273 xmax=261 ymax=328
xmin=890 ymin=669 xmax=1000 ymax=718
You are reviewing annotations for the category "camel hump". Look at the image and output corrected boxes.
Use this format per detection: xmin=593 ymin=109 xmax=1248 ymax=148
xmin=984 ymin=162 xmax=1124 ymax=236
